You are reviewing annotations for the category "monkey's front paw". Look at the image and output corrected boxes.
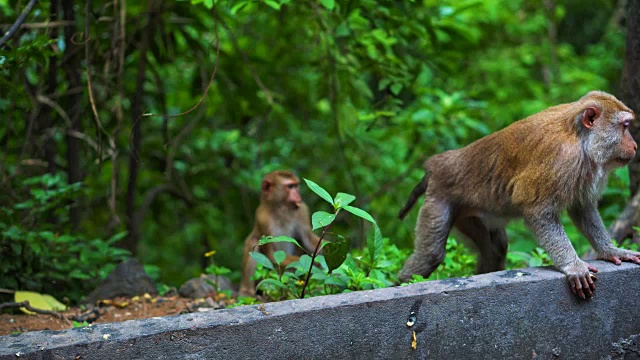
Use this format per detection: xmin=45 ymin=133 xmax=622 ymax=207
xmin=562 ymin=261 xmax=597 ymax=300
xmin=598 ymin=247 xmax=640 ymax=266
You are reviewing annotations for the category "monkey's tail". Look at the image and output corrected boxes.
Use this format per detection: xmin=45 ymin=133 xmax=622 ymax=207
xmin=398 ymin=174 xmax=429 ymax=220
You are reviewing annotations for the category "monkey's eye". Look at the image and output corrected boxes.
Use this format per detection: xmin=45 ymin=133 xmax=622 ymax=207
xmin=287 ymin=184 xmax=297 ymax=189
xmin=623 ymin=120 xmax=631 ymax=129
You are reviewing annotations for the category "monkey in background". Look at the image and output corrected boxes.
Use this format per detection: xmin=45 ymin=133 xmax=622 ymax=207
xmin=239 ymin=170 xmax=320 ymax=297
xmin=399 ymin=91 xmax=640 ymax=299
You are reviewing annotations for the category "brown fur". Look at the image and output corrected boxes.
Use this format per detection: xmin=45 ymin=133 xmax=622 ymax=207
xmin=239 ymin=171 xmax=320 ymax=297
xmin=399 ymin=91 xmax=640 ymax=299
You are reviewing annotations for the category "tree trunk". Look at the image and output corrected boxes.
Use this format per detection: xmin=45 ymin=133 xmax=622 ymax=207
xmin=621 ymin=0 xmax=640 ymax=195
xmin=62 ymin=0 xmax=83 ymax=230
xmin=124 ymin=3 xmax=153 ymax=255
xmin=42 ymin=0 xmax=58 ymax=174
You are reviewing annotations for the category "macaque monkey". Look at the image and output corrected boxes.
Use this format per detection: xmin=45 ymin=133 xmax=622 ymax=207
xmin=398 ymin=91 xmax=640 ymax=299
xmin=239 ymin=170 xmax=320 ymax=297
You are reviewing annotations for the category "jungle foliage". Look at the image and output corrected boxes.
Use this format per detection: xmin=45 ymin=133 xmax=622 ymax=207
xmin=0 ymin=0 xmax=634 ymax=302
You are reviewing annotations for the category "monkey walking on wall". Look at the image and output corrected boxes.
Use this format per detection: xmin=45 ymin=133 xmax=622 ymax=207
xmin=398 ymin=91 xmax=640 ymax=299
xmin=239 ymin=170 xmax=320 ymax=297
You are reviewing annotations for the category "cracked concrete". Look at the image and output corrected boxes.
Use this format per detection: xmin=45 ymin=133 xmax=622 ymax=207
xmin=1 ymin=261 xmax=640 ymax=359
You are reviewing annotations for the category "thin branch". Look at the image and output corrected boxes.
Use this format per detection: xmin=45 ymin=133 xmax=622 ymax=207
xmin=84 ymin=0 xmax=112 ymax=160
xmin=0 ymin=20 xmax=75 ymax=30
xmin=0 ymin=0 xmax=37 ymax=47
xmin=36 ymin=95 xmax=72 ymax=127
xmin=609 ymin=190 xmax=640 ymax=242
xmin=130 ymin=8 xmax=220 ymax=161
xmin=67 ymin=129 xmax=116 ymax=162
xmin=0 ymin=301 xmax=69 ymax=323
xmin=300 ymin=221 xmax=334 ymax=299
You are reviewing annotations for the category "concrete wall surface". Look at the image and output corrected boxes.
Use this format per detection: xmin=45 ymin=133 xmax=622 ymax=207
xmin=1 ymin=261 xmax=640 ymax=360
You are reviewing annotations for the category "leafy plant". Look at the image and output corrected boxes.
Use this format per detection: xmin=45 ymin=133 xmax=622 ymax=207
xmin=0 ymin=174 xmax=130 ymax=302
xmin=507 ymin=247 xmax=553 ymax=269
xmin=203 ymin=250 xmax=233 ymax=292
xmin=72 ymin=321 xmax=90 ymax=328
xmin=251 ymin=178 xmax=383 ymax=299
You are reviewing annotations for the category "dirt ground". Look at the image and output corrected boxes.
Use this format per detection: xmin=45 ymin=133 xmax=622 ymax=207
xmin=0 ymin=294 xmax=236 ymax=336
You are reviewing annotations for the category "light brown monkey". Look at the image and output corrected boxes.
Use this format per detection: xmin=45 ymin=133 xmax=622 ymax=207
xmin=239 ymin=170 xmax=320 ymax=297
xmin=399 ymin=91 xmax=640 ymax=299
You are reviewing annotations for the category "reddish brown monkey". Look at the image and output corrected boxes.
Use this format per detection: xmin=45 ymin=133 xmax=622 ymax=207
xmin=399 ymin=91 xmax=640 ymax=299
xmin=239 ymin=170 xmax=320 ymax=297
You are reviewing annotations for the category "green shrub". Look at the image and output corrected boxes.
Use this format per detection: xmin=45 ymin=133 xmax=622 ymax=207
xmin=0 ymin=174 xmax=129 ymax=302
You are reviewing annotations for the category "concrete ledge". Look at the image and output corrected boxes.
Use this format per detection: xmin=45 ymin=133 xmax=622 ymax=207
xmin=2 ymin=261 xmax=640 ymax=359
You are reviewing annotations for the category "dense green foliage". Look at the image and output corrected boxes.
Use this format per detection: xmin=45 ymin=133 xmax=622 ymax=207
xmin=0 ymin=174 xmax=130 ymax=300
xmin=0 ymin=0 xmax=633 ymax=302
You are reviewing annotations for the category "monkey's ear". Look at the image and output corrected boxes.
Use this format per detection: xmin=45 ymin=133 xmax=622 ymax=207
xmin=261 ymin=180 xmax=273 ymax=193
xmin=580 ymin=106 xmax=601 ymax=129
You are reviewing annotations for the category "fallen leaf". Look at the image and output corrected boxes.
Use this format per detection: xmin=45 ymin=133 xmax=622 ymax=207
xmin=14 ymin=291 xmax=66 ymax=314
xmin=411 ymin=330 xmax=417 ymax=350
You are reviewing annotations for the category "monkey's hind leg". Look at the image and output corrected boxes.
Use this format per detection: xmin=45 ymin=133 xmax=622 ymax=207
xmin=239 ymin=236 xmax=259 ymax=297
xmin=398 ymin=196 xmax=453 ymax=283
xmin=455 ymin=217 xmax=508 ymax=274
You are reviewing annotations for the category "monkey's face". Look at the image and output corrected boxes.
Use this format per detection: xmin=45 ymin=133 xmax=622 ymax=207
xmin=588 ymin=109 xmax=636 ymax=167
xmin=261 ymin=172 xmax=303 ymax=209
xmin=282 ymin=180 xmax=302 ymax=209
xmin=608 ymin=111 xmax=636 ymax=165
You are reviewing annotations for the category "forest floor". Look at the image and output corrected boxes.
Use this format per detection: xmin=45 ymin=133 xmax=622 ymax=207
xmin=0 ymin=294 xmax=237 ymax=337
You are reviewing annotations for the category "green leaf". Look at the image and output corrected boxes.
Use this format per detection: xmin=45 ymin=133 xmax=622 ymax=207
xmin=367 ymin=224 xmax=383 ymax=266
xmin=323 ymin=236 xmax=351 ymax=273
xmin=250 ymin=251 xmax=275 ymax=270
xmin=214 ymin=267 xmax=232 ymax=276
xmin=390 ymin=83 xmax=403 ymax=96
xmin=70 ymin=270 xmax=91 ymax=280
xmin=230 ymin=1 xmax=250 ymax=13
xmin=14 ymin=200 xmax=34 ymax=209
xmin=264 ymin=0 xmax=281 ymax=10
xmin=258 ymin=235 xmax=302 ymax=249
xmin=106 ymin=231 xmax=127 ymax=245
xmin=334 ymin=192 xmax=355 ymax=208
xmin=203 ymin=0 xmax=213 ymax=9
xmin=320 ymin=0 xmax=334 ymax=10
xmin=324 ymin=275 xmax=348 ymax=287
xmin=315 ymin=254 xmax=329 ymax=272
xmin=303 ymin=178 xmax=334 ymax=205
xmin=298 ymin=254 xmax=312 ymax=271
xmin=273 ymin=250 xmax=286 ymax=265
xmin=335 ymin=21 xmax=350 ymax=37
xmin=530 ymin=258 xmax=543 ymax=267
xmin=256 ymin=279 xmax=287 ymax=291
xmin=343 ymin=205 xmax=376 ymax=224
xmin=311 ymin=211 xmax=336 ymax=230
